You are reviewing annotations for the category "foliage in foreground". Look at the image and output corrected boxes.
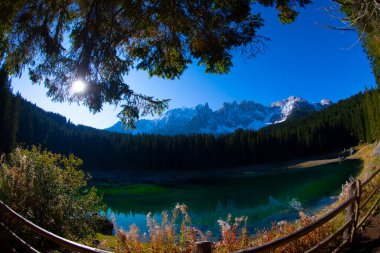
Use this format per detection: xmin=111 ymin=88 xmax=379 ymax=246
xmin=113 ymin=204 xmax=333 ymax=253
xmin=109 ymin=173 xmax=380 ymax=253
xmin=115 ymin=204 xmax=206 ymax=253
xmin=0 ymin=146 xmax=105 ymax=241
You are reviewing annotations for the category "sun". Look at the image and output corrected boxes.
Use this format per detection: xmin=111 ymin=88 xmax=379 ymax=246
xmin=71 ymin=80 xmax=86 ymax=93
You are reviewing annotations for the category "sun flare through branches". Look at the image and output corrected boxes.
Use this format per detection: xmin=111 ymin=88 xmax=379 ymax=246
xmin=71 ymin=80 xmax=86 ymax=94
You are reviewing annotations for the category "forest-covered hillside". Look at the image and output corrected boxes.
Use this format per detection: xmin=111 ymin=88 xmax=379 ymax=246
xmin=1 ymin=75 xmax=380 ymax=172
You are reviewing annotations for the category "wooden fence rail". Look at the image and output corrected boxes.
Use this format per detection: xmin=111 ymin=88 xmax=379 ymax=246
xmin=0 ymin=200 xmax=112 ymax=253
xmin=0 ymin=168 xmax=379 ymax=253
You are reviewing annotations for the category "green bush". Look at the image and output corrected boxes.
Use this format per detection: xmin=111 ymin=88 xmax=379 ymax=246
xmin=0 ymin=146 xmax=105 ymax=241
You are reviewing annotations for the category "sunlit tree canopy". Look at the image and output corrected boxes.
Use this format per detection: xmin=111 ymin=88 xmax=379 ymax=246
xmin=0 ymin=0 xmax=311 ymax=127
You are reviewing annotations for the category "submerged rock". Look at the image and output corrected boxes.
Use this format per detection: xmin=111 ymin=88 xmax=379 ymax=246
xmin=93 ymin=214 xmax=113 ymax=235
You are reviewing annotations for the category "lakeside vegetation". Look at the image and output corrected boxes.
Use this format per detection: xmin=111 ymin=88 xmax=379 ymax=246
xmin=0 ymin=146 xmax=108 ymax=250
xmin=99 ymin=159 xmax=362 ymax=231
xmin=98 ymin=143 xmax=380 ymax=252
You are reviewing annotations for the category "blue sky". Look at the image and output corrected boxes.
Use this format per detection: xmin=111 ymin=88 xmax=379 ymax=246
xmin=11 ymin=0 xmax=376 ymax=129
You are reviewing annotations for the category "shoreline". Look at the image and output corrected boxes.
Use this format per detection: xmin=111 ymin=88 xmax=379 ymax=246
xmin=288 ymin=158 xmax=344 ymax=169
xmin=310 ymin=142 xmax=379 ymax=222
xmin=90 ymin=149 xmax=355 ymax=185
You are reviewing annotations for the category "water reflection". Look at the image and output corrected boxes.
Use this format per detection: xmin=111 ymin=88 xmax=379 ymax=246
xmin=101 ymin=160 xmax=362 ymax=235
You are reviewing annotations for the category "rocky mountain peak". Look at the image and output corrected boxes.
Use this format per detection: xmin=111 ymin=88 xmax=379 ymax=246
xmin=106 ymin=96 xmax=332 ymax=135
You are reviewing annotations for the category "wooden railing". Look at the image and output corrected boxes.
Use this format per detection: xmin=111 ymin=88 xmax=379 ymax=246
xmin=0 ymin=200 xmax=112 ymax=253
xmin=0 ymin=168 xmax=379 ymax=253
xmin=196 ymin=167 xmax=380 ymax=253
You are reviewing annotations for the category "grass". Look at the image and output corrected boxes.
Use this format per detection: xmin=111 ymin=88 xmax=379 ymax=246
xmin=93 ymin=143 xmax=380 ymax=253
xmin=95 ymin=233 xmax=118 ymax=251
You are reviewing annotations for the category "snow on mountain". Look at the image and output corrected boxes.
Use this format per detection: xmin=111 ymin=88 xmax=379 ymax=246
xmin=271 ymin=96 xmax=318 ymax=124
xmin=105 ymin=97 xmax=332 ymax=135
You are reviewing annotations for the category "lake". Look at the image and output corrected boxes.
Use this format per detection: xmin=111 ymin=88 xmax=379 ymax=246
xmin=97 ymin=159 xmax=362 ymax=236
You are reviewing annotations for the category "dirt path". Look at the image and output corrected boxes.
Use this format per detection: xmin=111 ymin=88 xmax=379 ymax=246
xmin=351 ymin=213 xmax=380 ymax=252
xmin=288 ymin=158 xmax=342 ymax=169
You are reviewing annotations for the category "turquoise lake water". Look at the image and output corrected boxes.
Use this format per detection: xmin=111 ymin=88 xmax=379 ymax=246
xmin=98 ymin=159 xmax=362 ymax=236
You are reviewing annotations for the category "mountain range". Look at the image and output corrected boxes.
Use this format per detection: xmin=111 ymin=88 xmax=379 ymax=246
xmin=3 ymin=83 xmax=378 ymax=171
xmin=106 ymin=96 xmax=332 ymax=135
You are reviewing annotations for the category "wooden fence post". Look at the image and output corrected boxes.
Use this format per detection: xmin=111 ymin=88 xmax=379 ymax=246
xmin=344 ymin=182 xmax=356 ymax=242
xmin=195 ymin=241 xmax=212 ymax=253
xmin=351 ymin=180 xmax=361 ymax=242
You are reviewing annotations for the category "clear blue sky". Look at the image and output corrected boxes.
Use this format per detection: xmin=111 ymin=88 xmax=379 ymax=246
xmin=11 ymin=0 xmax=376 ymax=129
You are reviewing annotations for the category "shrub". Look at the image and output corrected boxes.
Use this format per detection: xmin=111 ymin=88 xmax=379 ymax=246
xmin=114 ymin=207 xmax=333 ymax=253
xmin=0 ymin=146 xmax=105 ymax=241
xmin=214 ymin=214 xmax=248 ymax=252
xmin=251 ymin=212 xmax=333 ymax=253
xmin=115 ymin=203 xmax=209 ymax=253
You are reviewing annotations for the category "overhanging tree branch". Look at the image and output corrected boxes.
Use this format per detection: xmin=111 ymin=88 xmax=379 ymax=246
xmin=0 ymin=0 xmax=313 ymax=127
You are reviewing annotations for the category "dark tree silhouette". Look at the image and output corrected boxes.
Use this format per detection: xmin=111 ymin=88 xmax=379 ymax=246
xmin=0 ymin=70 xmax=19 ymax=153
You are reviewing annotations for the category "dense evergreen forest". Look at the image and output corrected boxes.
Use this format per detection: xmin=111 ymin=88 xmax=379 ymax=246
xmin=1 ymin=74 xmax=380 ymax=172
xmin=0 ymin=71 xmax=19 ymax=154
